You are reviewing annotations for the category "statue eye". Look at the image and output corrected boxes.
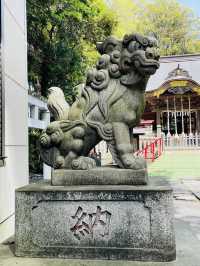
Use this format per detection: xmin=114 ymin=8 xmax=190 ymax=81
xmin=149 ymin=40 xmax=153 ymax=47
xmin=134 ymin=42 xmax=142 ymax=50
xmin=105 ymin=44 xmax=115 ymax=54
xmin=142 ymin=38 xmax=149 ymax=46
xmin=128 ymin=41 xmax=136 ymax=52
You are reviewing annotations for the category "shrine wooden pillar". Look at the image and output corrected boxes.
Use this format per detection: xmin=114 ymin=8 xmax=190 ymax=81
xmin=188 ymin=96 xmax=192 ymax=135
xmin=181 ymin=96 xmax=184 ymax=135
xmin=196 ymin=110 xmax=200 ymax=134
xmin=156 ymin=110 xmax=161 ymax=137
xmin=166 ymin=97 xmax=170 ymax=136
xmin=173 ymin=97 xmax=178 ymax=136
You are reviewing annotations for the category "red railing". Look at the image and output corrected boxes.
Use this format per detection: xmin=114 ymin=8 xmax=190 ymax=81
xmin=136 ymin=137 xmax=164 ymax=162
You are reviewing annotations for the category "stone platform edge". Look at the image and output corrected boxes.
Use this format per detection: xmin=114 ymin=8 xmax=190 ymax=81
xmin=51 ymin=167 xmax=148 ymax=186
xmin=15 ymin=246 xmax=176 ymax=262
xmin=16 ymin=177 xmax=172 ymax=193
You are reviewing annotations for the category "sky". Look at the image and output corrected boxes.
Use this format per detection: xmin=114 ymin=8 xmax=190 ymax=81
xmin=179 ymin=0 xmax=200 ymax=16
xmin=106 ymin=0 xmax=200 ymax=17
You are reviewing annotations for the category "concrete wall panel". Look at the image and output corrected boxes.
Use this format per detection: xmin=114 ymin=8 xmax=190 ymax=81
xmin=3 ymin=5 xmax=27 ymax=89
xmin=0 ymin=145 xmax=28 ymax=223
xmin=4 ymin=77 xmax=28 ymax=146
xmin=0 ymin=0 xmax=28 ymax=242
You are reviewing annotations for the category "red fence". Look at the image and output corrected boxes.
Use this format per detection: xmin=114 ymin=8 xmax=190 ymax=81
xmin=136 ymin=137 xmax=164 ymax=162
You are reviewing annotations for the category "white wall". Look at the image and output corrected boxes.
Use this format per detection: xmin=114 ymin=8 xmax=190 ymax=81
xmin=0 ymin=0 xmax=28 ymax=242
xmin=28 ymin=95 xmax=50 ymax=130
xmin=28 ymin=95 xmax=51 ymax=179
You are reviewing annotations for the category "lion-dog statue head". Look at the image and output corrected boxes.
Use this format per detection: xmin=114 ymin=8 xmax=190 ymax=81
xmin=40 ymin=33 xmax=160 ymax=171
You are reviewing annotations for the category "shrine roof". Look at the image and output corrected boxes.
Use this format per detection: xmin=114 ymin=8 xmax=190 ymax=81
xmin=147 ymin=54 xmax=200 ymax=92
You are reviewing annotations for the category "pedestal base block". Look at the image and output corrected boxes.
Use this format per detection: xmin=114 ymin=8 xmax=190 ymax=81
xmin=15 ymin=178 xmax=176 ymax=262
xmin=52 ymin=167 xmax=148 ymax=186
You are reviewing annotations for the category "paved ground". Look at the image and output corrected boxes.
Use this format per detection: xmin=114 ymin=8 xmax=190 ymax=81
xmin=149 ymin=150 xmax=200 ymax=179
xmin=1 ymin=150 xmax=200 ymax=265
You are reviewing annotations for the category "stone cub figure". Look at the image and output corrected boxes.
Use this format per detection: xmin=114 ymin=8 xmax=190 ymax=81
xmin=39 ymin=33 xmax=160 ymax=170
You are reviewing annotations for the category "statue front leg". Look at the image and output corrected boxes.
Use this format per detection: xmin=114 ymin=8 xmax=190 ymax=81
xmin=112 ymin=122 xmax=146 ymax=170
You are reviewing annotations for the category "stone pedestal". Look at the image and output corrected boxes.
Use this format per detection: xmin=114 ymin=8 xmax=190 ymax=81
xmin=52 ymin=167 xmax=148 ymax=186
xmin=15 ymin=177 xmax=176 ymax=262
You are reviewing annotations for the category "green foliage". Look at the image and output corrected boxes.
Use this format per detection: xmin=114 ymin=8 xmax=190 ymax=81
xmin=108 ymin=0 xmax=200 ymax=56
xmin=28 ymin=0 xmax=200 ymax=98
xmin=106 ymin=0 xmax=141 ymax=37
xmin=136 ymin=0 xmax=200 ymax=55
xmin=27 ymin=0 xmax=117 ymax=102
xmin=29 ymin=129 xmax=43 ymax=174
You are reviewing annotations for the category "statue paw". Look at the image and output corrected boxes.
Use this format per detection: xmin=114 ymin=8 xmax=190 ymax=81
xmin=54 ymin=155 xmax=65 ymax=169
xmin=121 ymin=153 xmax=147 ymax=170
xmin=51 ymin=128 xmax=64 ymax=145
xmin=40 ymin=133 xmax=51 ymax=148
xmin=71 ymin=156 xmax=96 ymax=170
xmin=71 ymin=126 xmax=85 ymax=139
xmin=45 ymin=122 xmax=64 ymax=145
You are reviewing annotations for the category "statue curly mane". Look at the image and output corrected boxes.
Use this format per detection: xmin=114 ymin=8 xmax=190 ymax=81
xmin=40 ymin=33 xmax=160 ymax=170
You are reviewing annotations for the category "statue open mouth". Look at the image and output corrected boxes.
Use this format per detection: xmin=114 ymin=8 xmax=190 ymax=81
xmin=132 ymin=53 xmax=160 ymax=75
xmin=40 ymin=33 xmax=160 ymax=170
xmin=141 ymin=62 xmax=160 ymax=74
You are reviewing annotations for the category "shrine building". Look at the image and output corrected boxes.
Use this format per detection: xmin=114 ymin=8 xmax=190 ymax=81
xmin=143 ymin=54 xmax=200 ymax=137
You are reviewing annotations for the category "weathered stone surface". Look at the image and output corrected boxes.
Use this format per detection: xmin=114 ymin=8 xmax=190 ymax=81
xmin=39 ymin=33 xmax=160 ymax=171
xmin=15 ymin=177 xmax=176 ymax=261
xmin=51 ymin=167 xmax=148 ymax=186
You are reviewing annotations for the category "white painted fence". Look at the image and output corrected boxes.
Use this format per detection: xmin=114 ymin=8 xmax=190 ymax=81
xmin=163 ymin=133 xmax=200 ymax=150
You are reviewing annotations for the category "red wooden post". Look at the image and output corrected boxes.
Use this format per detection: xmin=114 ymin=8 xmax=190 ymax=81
xmin=135 ymin=137 xmax=164 ymax=162
xmin=158 ymin=138 xmax=161 ymax=157
xmin=151 ymin=142 xmax=155 ymax=162
xmin=155 ymin=139 xmax=158 ymax=158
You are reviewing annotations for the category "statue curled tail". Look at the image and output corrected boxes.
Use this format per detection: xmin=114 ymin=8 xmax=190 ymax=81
xmin=39 ymin=33 xmax=160 ymax=170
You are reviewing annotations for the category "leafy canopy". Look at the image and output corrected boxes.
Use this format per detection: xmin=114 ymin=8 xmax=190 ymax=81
xmin=108 ymin=0 xmax=200 ymax=56
xmin=28 ymin=0 xmax=200 ymax=101
xmin=27 ymin=0 xmax=117 ymax=101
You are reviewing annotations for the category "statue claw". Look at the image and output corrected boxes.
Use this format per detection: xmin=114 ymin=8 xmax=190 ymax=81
xmin=72 ymin=157 xmax=96 ymax=170
xmin=54 ymin=156 xmax=65 ymax=169
xmin=121 ymin=154 xmax=147 ymax=170
xmin=40 ymin=133 xmax=51 ymax=148
xmin=51 ymin=129 xmax=64 ymax=145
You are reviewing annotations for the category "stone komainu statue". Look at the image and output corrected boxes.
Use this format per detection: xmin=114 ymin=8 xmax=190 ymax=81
xmin=39 ymin=33 xmax=160 ymax=170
